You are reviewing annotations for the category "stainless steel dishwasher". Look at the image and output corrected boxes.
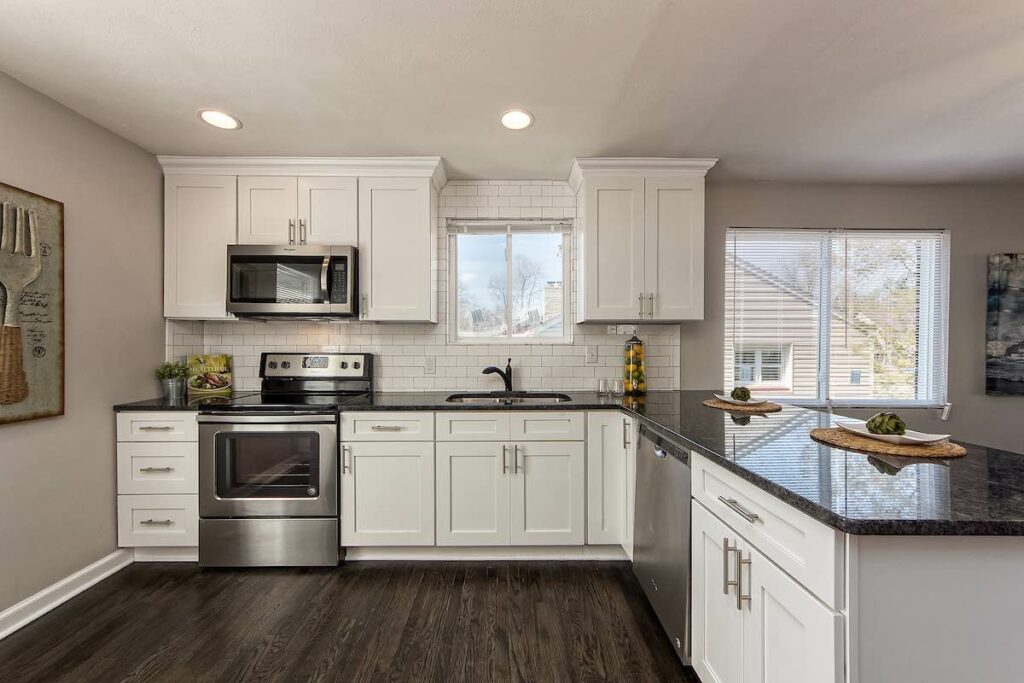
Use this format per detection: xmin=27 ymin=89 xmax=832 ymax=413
xmin=633 ymin=424 xmax=691 ymax=665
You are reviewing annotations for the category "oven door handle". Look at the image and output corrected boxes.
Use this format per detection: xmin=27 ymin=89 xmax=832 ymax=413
xmin=198 ymin=413 xmax=337 ymax=424
xmin=321 ymin=256 xmax=330 ymax=304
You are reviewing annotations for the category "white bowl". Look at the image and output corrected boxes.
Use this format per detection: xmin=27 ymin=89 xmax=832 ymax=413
xmin=714 ymin=393 xmax=769 ymax=406
xmin=838 ymin=421 xmax=950 ymax=445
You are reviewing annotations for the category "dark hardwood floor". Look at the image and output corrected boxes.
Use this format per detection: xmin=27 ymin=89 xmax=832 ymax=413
xmin=0 ymin=561 xmax=699 ymax=683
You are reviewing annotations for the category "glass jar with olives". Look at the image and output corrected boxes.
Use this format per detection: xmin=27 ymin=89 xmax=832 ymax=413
xmin=623 ymin=334 xmax=647 ymax=395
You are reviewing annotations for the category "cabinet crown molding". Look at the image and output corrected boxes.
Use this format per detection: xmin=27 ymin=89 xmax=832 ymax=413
xmin=568 ymin=157 xmax=718 ymax=191
xmin=157 ymin=156 xmax=448 ymax=190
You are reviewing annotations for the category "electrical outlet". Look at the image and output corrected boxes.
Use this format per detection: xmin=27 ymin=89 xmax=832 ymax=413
xmin=424 ymin=356 xmax=436 ymax=374
xmin=585 ymin=346 xmax=598 ymax=364
xmin=618 ymin=324 xmax=637 ymax=335
xmin=606 ymin=324 xmax=618 ymax=335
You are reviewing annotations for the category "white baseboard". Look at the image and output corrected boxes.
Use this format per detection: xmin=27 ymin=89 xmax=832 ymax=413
xmin=133 ymin=547 xmax=198 ymax=562
xmin=0 ymin=549 xmax=133 ymax=641
xmin=345 ymin=545 xmax=629 ymax=561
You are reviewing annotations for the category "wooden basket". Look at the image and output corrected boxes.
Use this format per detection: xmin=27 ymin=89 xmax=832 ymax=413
xmin=810 ymin=427 xmax=966 ymax=458
xmin=702 ymin=398 xmax=782 ymax=413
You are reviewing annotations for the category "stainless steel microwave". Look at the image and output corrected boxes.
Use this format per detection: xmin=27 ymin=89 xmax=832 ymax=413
xmin=226 ymin=245 xmax=357 ymax=318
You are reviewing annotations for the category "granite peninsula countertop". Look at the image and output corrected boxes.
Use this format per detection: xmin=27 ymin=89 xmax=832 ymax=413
xmin=115 ymin=390 xmax=1024 ymax=536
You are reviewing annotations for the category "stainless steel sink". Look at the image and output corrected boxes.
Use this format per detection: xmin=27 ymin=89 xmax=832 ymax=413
xmin=446 ymin=391 xmax=572 ymax=404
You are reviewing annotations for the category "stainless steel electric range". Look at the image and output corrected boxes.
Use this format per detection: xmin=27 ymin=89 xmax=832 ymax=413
xmin=197 ymin=352 xmax=372 ymax=567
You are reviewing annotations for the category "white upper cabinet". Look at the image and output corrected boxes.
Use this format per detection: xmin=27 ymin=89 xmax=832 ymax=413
xmin=358 ymin=177 xmax=437 ymax=322
xmin=570 ymin=158 xmax=717 ymax=322
xmin=163 ymin=175 xmax=236 ymax=319
xmin=298 ymin=177 xmax=358 ymax=245
xmin=237 ymin=176 xmax=298 ymax=244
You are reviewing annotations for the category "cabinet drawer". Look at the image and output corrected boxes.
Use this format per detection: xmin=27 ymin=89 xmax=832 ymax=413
xmin=340 ymin=412 xmax=434 ymax=441
xmin=509 ymin=412 xmax=584 ymax=441
xmin=116 ymin=412 xmax=198 ymax=442
xmin=436 ymin=412 xmax=511 ymax=441
xmin=117 ymin=442 xmax=198 ymax=495
xmin=692 ymin=454 xmax=842 ymax=608
xmin=117 ymin=495 xmax=198 ymax=547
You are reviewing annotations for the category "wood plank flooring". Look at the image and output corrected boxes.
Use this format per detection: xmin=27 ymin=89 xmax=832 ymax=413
xmin=0 ymin=561 xmax=699 ymax=683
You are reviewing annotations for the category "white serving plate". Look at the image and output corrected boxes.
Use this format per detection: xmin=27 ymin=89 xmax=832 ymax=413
xmin=838 ymin=421 xmax=950 ymax=445
xmin=714 ymin=393 xmax=769 ymax=406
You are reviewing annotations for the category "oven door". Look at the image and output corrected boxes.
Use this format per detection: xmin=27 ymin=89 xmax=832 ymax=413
xmin=199 ymin=414 xmax=337 ymax=518
xmin=226 ymin=245 xmax=332 ymax=316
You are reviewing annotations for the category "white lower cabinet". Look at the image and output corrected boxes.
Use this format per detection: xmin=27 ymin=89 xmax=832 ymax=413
xmin=692 ymin=501 xmax=842 ymax=683
xmin=586 ymin=412 xmax=634 ymax=547
xmin=436 ymin=440 xmax=584 ymax=547
xmin=340 ymin=441 xmax=435 ymax=546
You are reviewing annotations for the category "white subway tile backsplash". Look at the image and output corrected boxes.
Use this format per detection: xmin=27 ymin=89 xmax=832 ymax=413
xmin=166 ymin=179 xmax=678 ymax=392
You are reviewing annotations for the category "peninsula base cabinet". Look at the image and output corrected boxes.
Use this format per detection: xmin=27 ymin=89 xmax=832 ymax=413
xmin=586 ymin=412 xmax=637 ymax=552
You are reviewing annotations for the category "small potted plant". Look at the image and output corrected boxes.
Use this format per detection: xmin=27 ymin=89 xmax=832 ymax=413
xmin=155 ymin=361 xmax=189 ymax=401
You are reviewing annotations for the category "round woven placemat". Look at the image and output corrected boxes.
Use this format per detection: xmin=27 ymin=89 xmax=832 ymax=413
xmin=703 ymin=398 xmax=782 ymax=413
xmin=810 ymin=427 xmax=966 ymax=458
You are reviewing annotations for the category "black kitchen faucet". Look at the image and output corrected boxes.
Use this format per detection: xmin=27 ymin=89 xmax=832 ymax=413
xmin=482 ymin=358 xmax=514 ymax=392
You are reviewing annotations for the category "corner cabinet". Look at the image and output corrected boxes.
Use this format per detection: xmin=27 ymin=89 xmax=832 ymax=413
xmin=570 ymin=158 xmax=716 ymax=322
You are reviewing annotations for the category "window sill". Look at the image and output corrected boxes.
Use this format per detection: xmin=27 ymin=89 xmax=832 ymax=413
xmin=450 ymin=336 xmax=575 ymax=346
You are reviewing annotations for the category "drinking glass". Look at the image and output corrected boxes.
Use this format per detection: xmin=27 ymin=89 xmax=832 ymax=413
xmin=598 ymin=378 xmax=611 ymax=395
xmin=612 ymin=379 xmax=625 ymax=397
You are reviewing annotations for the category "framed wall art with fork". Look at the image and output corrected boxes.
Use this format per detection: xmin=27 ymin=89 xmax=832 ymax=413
xmin=0 ymin=181 xmax=64 ymax=424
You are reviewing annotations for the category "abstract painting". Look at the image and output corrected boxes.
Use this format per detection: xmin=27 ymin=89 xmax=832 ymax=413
xmin=987 ymin=254 xmax=1024 ymax=396
xmin=0 ymin=182 xmax=64 ymax=424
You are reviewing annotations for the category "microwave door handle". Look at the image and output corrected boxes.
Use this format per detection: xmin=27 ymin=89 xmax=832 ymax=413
xmin=321 ymin=257 xmax=330 ymax=303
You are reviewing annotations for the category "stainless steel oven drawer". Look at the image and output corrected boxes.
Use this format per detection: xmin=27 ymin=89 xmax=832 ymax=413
xmin=200 ymin=518 xmax=338 ymax=567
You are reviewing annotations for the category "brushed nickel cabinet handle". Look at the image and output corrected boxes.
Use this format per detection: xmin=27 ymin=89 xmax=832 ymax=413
xmin=288 ymin=219 xmax=296 ymax=244
xmin=736 ymin=551 xmax=752 ymax=610
xmin=138 ymin=426 xmax=173 ymax=432
xmin=299 ymin=218 xmax=307 ymax=244
xmin=502 ymin=444 xmax=509 ymax=474
xmin=723 ymin=538 xmax=738 ymax=595
xmin=361 ymin=293 xmax=368 ymax=319
xmin=648 ymin=292 xmax=655 ymax=318
xmin=514 ymin=444 xmax=521 ymax=474
xmin=342 ymin=445 xmax=351 ymax=473
xmin=622 ymin=419 xmax=629 ymax=449
xmin=370 ymin=425 xmax=403 ymax=432
xmin=140 ymin=519 xmax=173 ymax=526
xmin=139 ymin=466 xmax=174 ymax=473
xmin=638 ymin=293 xmax=644 ymax=318
xmin=718 ymin=496 xmax=760 ymax=524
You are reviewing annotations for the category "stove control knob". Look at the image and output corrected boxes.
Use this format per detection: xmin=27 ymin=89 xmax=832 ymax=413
xmin=268 ymin=361 xmax=278 ymax=369
xmin=281 ymin=361 xmax=291 ymax=369
xmin=340 ymin=361 xmax=349 ymax=369
xmin=353 ymin=361 xmax=361 ymax=370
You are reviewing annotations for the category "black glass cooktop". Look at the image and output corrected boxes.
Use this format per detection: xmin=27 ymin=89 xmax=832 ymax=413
xmin=196 ymin=391 xmax=370 ymax=412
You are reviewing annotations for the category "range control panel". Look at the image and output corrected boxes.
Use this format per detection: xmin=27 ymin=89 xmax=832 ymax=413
xmin=259 ymin=352 xmax=371 ymax=379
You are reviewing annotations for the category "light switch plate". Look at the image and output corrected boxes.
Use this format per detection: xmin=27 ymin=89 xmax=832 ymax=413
xmin=585 ymin=346 xmax=598 ymax=364
xmin=607 ymin=324 xmax=618 ymax=335
xmin=424 ymin=356 xmax=436 ymax=374
xmin=618 ymin=324 xmax=637 ymax=335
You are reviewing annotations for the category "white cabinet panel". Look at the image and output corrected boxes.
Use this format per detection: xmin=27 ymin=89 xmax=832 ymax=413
xmin=341 ymin=442 xmax=435 ymax=546
xmin=510 ymin=441 xmax=585 ymax=545
xmin=692 ymin=502 xmax=746 ymax=683
xmin=117 ymin=495 xmax=199 ymax=547
xmin=435 ymin=412 xmax=510 ymax=442
xmin=297 ymin=177 xmax=358 ymax=245
xmin=163 ymin=175 xmax=236 ymax=319
xmin=644 ymin=175 xmax=704 ymax=320
xmin=237 ymin=176 xmax=298 ymax=244
xmin=116 ymin=442 xmax=198 ymax=495
xmin=743 ymin=541 xmax=843 ymax=683
xmin=509 ymin=411 xmax=584 ymax=441
xmin=358 ymin=177 xmax=436 ymax=322
xmin=340 ymin=411 xmax=434 ymax=441
xmin=581 ymin=176 xmax=645 ymax=321
xmin=116 ymin=412 xmax=198 ymax=442
xmin=586 ymin=412 xmax=630 ymax=546
xmin=436 ymin=441 xmax=510 ymax=546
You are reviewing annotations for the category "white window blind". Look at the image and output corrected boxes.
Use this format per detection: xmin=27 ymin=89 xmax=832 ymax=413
xmin=725 ymin=228 xmax=949 ymax=408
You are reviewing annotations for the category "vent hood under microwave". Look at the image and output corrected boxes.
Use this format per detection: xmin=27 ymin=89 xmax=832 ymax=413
xmin=226 ymin=245 xmax=357 ymax=318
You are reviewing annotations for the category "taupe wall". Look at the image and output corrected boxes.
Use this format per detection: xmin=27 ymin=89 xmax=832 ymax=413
xmin=0 ymin=73 xmax=163 ymax=612
xmin=682 ymin=182 xmax=1024 ymax=452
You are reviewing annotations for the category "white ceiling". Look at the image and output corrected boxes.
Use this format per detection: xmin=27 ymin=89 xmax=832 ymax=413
xmin=2 ymin=0 xmax=1023 ymax=183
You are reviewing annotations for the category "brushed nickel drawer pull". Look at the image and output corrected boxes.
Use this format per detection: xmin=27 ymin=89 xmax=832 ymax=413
xmin=342 ymin=445 xmax=351 ymax=473
xmin=140 ymin=519 xmax=173 ymax=526
xmin=139 ymin=466 xmax=174 ymax=473
xmin=718 ymin=496 xmax=760 ymax=524
xmin=723 ymin=537 xmax=738 ymax=594
xmin=370 ymin=425 xmax=403 ymax=432
xmin=736 ymin=551 xmax=752 ymax=610
xmin=622 ymin=419 xmax=629 ymax=449
xmin=138 ymin=426 xmax=174 ymax=431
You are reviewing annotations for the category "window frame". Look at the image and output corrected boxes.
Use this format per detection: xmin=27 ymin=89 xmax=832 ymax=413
xmin=725 ymin=227 xmax=950 ymax=409
xmin=447 ymin=220 xmax=573 ymax=345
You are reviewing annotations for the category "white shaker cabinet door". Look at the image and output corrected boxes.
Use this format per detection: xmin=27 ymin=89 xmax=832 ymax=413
xmin=692 ymin=502 xmax=746 ymax=683
xmin=164 ymin=174 xmax=236 ymax=319
xmin=586 ymin=412 xmax=629 ymax=546
xmin=509 ymin=441 xmax=585 ymax=546
xmin=435 ymin=441 xmax=510 ymax=546
xmin=358 ymin=177 xmax=436 ymax=322
xmin=340 ymin=441 xmax=435 ymax=546
xmin=580 ymin=176 xmax=645 ymax=321
xmin=644 ymin=175 xmax=704 ymax=320
xmin=297 ymin=176 xmax=358 ymax=245
xmin=237 ymin=176 xmax=298 ymax=244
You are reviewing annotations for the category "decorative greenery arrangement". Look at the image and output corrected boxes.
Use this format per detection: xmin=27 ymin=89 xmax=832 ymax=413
xmin=730 ymin=386 xmax=751 ymax=401
xmin=155 ymin=361 xmax=189 ymax=381
xmin=866 ymin=411 xmax=907 ymax=436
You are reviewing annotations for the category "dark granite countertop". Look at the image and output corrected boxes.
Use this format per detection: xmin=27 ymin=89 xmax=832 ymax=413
xmin=114 ymin=390 xmax=1024 ymax=536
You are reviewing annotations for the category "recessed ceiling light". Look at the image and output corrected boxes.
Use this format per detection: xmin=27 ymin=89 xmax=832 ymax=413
xmin=500 ymin=109 xmax=534 ymax=130
xmin=198 ymin=109 xmax=243 ymax=130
